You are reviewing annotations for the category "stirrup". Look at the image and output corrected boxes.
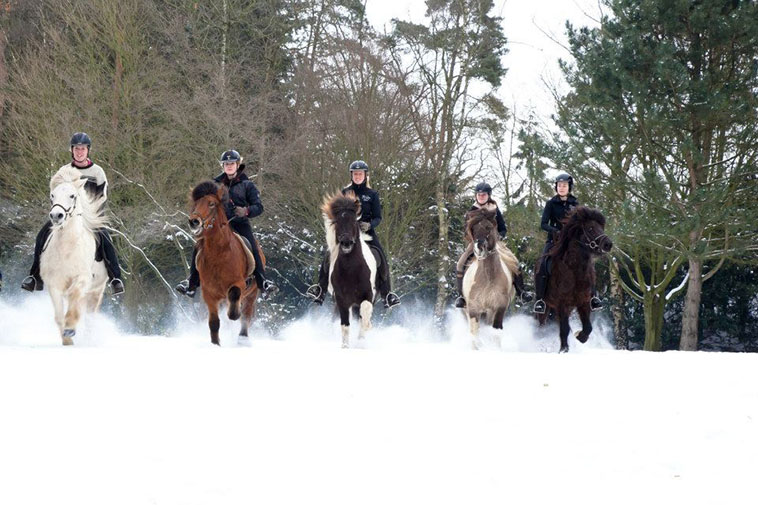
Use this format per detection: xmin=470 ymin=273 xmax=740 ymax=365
xmin=519 ymin=291 xmax=534 ymax=303
xmin=384 ymin=292 xmax=400 ymax=308
xmin=110 ymin=278 xmax=125 ymax=295
xmin=21 ymin=275 xmax=43 ymax=292
xmin=305 ymin=284 xmax=322 ymax=300
xmin=454 ymin=296 xmax=467 ymax=308
xmin=262 ymin=279 xmax=276 ymax=294
xmin=176 ymin=279 xmax=196 ymax=298
xmin=590 ymin=296 xmax=603 ymax=312
xmin=533 ymin=299 xmax=546 ymax=314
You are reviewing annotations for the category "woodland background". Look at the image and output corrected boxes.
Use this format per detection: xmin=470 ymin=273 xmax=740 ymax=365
xmin=0 ymin=0 xmax=756 ymax=351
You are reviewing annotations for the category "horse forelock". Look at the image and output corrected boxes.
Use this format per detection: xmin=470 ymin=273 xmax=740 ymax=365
xmin=466 ymin=207 xmax=497 ymax=241
xmin=191 ymin=181 xmax=224 ymax=203
xmin=321 ymin=192 xmax=360 ymax=222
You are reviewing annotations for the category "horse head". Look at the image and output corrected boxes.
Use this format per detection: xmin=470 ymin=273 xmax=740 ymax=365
xmin=555 ymin=206 xmax=613 ymax=257
xmin=466 ymin=208 xmax=498 ymax=260
xmin=49 ymin=176 xmax=86 ymax=227
xmin=188 ymin=181 xmax=228 ymax=236
xmin=322 ymin=191 xmax=362 ymax=254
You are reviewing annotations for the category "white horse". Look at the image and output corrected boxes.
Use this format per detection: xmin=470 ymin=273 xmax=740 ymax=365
xmin=39 ymin=167 xmax=108 ymax=345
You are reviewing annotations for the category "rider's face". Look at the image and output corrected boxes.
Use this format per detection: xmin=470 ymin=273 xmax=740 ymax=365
xmin=72 ymin=145 xmax=89 ymax=163
xmin=351 ymin=170 xmax=366 ymax=185
xmin=556 ymin=181 xmax=569 ymax=196
xmin=475 ymin=192 xmax=489 ymax=205
xmin=223 ymin=161 xmax=239 ymax=177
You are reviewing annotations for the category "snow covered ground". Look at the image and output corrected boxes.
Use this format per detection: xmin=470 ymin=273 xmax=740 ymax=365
xmin=0 ymin=294 xmax=756 ymax=505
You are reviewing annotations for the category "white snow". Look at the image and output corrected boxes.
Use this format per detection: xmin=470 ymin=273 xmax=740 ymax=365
xmin=0 ymin=294 xmax=756 ymax=505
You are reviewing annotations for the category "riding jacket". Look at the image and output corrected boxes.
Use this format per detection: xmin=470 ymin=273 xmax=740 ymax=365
xmin=342 ymin=181 xmax=382 ymax=233
xmin=54 ymin=160 xmax=108 ymax=200
xmin=214 ymin=164 xmax=263 ymax=223
xmin=541 ymin=194 xmax=579 ymax=240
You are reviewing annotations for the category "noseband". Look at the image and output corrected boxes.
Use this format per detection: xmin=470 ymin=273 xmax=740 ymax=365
xmin=192 ymin=206 xmax=220 ymax=232
xmin=580 ymin=226 xmax=608 ymax=252
xmin=50 ymin=194 xmax=78 ymax=222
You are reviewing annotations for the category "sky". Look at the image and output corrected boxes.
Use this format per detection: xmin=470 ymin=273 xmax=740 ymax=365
xmin=365 ymin=0 xmax=604 ymax=127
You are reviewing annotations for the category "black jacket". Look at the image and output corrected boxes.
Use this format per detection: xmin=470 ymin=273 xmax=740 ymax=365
xmin=470 ymin=200 xmax=507 ymax=239
xmin=342 ymin=182 xmax=382 ymax=231
xmin=214 ymin=165 xmax=263 ymax=222
xmin=541 ymin=194 xmax=579 ymax=239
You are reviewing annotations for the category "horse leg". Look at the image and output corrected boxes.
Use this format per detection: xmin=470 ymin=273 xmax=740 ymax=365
xmin=208 ymin=304 xmax=221 ymax=346
xmin=358 ymin=300 xmax=373 ymax=339
xmin=48 ymin=289 xmax=67 ymax=344
xmin=575 ymin=303 xmax=592 ymax=344
xmin=227 ymin=285 xmax=242 ymax=321
xmin=62 ymin=287 xmax=84 ymax=346
xmin=468 ymin=312 xmax=481 ymax=350
xmin=338 ymin=303 xmax=350 ymax=348
xmin=559 ymin=311 xmax=571 ymax=353
xmin=493 ymin=307 xmax=505 ymax=330
xmin=238 ymin=293 xmax=256 ymax=344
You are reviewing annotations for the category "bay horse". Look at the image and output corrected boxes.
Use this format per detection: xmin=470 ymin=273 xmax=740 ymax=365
xmin=536 ymin=206 xmax=612 ymax=352
xmin=188 ymin=181 xmax=262 ymax=345
xmin=461 ymin=207 xmax=519 ymax=349
xmin=39 ymin=167 xmax=108 ymax=345
xmin=321 ymin=191 xmax=377 ymax=348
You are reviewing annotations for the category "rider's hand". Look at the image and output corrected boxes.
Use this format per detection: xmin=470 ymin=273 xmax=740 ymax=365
xmin=359 ymin=222 xmax=371 ymax=232
xmin=234 ymin=206 xmax=248 ymax=218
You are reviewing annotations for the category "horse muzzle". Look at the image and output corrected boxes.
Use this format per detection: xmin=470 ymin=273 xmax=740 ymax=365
xmin=601 ymin=238 xmax=613 ymax=253
xmin=339 ymin=238 xmax=355 ymax=254
xmin=49 ymin=210 xmax=66 ymax=226
xmin=189 ymin=218 xmax=203 ymax=235
xmin=473 ymin=241 xmax=490 ymax=260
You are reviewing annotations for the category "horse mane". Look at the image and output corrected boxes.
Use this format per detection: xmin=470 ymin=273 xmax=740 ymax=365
xmin=464 ymin=205 xmax=497 ymax=242
xmin=50 ymin=166 xmax=108 ymax=232
xmin=548 ymin=206 xmax=606 ymax=259
xmin=191 ymin=180 xmax=227 ymax=203
xmin=321 ymin=191 xmax=361 ymax=252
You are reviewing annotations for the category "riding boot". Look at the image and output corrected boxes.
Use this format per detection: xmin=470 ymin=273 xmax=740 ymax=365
xmin=99 ymin=230 xmax=124 ymax=295
xmin=176 ymin=247 xmax=200 ymax=298
xmin=22 ymin=221 xmax=53 ymax=291
xmin=307 ymin=252 xmax=330 ymax=305
xmin=513 ymin=272 xmax=533 ymax=303
xmin=533 ymin=263 xmax=548 ymax=314
xmin=454 ymin=271 xmax=466 ymax=308
xmin=590 ymin=287 xmax=603 ymax=312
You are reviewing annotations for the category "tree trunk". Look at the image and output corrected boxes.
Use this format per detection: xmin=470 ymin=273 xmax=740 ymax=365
xmin=610 ymin=270 xmax=626 ymax=349
xmin=679 ymin=257 xmax=703 ymax=351
xmin=643 ymin=292 xmax=664 ymax=351
xmin=433 ymin=180 xmax=449 ymax=319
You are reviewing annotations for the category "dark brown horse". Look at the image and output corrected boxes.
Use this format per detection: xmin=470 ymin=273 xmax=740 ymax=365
xmin=321 ymin=191 xmax=377 ymax=348
xmin=536 ymin=206 xmax=612 ymax=352
xmin=188 ymin=181 xmax=263 ymax=345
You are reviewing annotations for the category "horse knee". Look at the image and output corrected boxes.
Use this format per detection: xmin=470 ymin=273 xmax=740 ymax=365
xmin=228 ymin=286 xmax=241 ymax=303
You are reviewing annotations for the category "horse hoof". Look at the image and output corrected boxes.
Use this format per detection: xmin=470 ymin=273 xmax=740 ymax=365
xmin=238 ymin=335 xmax=250 ymax=346
xmin=559 ymin=345 xmax=569 ymax=353
xmin=62 ymin=337 xmax=74 ymax=346
xmin=574 ymin=330 xmax=589 ymax=343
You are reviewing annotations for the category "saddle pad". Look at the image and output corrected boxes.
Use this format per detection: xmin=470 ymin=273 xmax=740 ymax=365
xmin=232 ymin=232 xmax=256 ymax=279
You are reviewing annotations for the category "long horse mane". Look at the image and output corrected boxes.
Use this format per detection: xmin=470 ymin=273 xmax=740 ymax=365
xmin=321 ymin=191 xmax=361 ymax=252
xmin=548 ymin=206 xmax=606 ymax=259
xmin=50 ymin=166 xmax=108 ymax=232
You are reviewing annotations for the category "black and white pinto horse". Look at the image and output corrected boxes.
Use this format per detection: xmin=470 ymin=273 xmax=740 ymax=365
xmin=321 ymin=192 xmax=378 ymax=348
xmin=40 ymin=167 xmax=108 ymax=345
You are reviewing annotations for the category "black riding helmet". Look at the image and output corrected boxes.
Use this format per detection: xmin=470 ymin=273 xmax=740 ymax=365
xmin=475 ymin=182 xmax=492 ymax=195
xmin=554 ymin=173 xmax=573 ymax=192
xmin=70 ymin=132 xmax=91 ymax=148
xmin=349 ymin=160 xmax=369 ymax=172
xmin=219 ymin=150 xmax=242 ymax=164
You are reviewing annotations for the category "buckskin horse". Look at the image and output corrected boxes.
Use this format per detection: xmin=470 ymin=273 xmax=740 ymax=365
xmin=321 ymin=191 xmax=377 ymax=348
xmin=536 ymin=206 xmax=612 ymax=352
xmin=39 ymin=167 xmax=109 ymax=345
xmin=188 ymin=181 xmax=262 ymax=345
xmin=461 ymin=207 xmax=521 ymax=349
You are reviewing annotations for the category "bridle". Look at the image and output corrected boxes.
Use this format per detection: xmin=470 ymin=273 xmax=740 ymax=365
xmin=191 ymin=203 xmax=220 ymax=232
xmin=49 ymin=194 xmax=79 ymax=222
xmin=579 ymin=225 xmax=608 ymax=252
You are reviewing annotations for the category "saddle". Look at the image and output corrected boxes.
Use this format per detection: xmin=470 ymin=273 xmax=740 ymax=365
xmin=232 ymin=232 xmax=256 ymax=279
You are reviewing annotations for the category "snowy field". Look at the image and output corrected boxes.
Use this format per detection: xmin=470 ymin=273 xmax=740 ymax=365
xmin=0 ymin=294 xmax=756 ymax=505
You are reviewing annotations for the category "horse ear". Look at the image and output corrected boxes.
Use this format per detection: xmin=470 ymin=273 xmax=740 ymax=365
xmin=216 ymin=185 xmax=226 ymax=202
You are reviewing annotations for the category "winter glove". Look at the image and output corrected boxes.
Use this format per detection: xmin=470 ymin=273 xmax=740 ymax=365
xmin=359 ymin=222 xmax=371 ymax=232
xmin=234 ymin=206 xmax=248 ymax=218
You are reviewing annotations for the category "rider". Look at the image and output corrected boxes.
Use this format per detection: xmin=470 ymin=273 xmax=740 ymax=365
xmin=453 ymin=182 xmax=532 ymax=308
xmin=306 ymin=160 xmax=400 ymax=308
xmin=21 ymin=132 xmax=125 ymax=295
xmin=533 ymin=173 xmax=603 ymax=314
xmin=176 ymin=150 xmax=276 ymax=298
